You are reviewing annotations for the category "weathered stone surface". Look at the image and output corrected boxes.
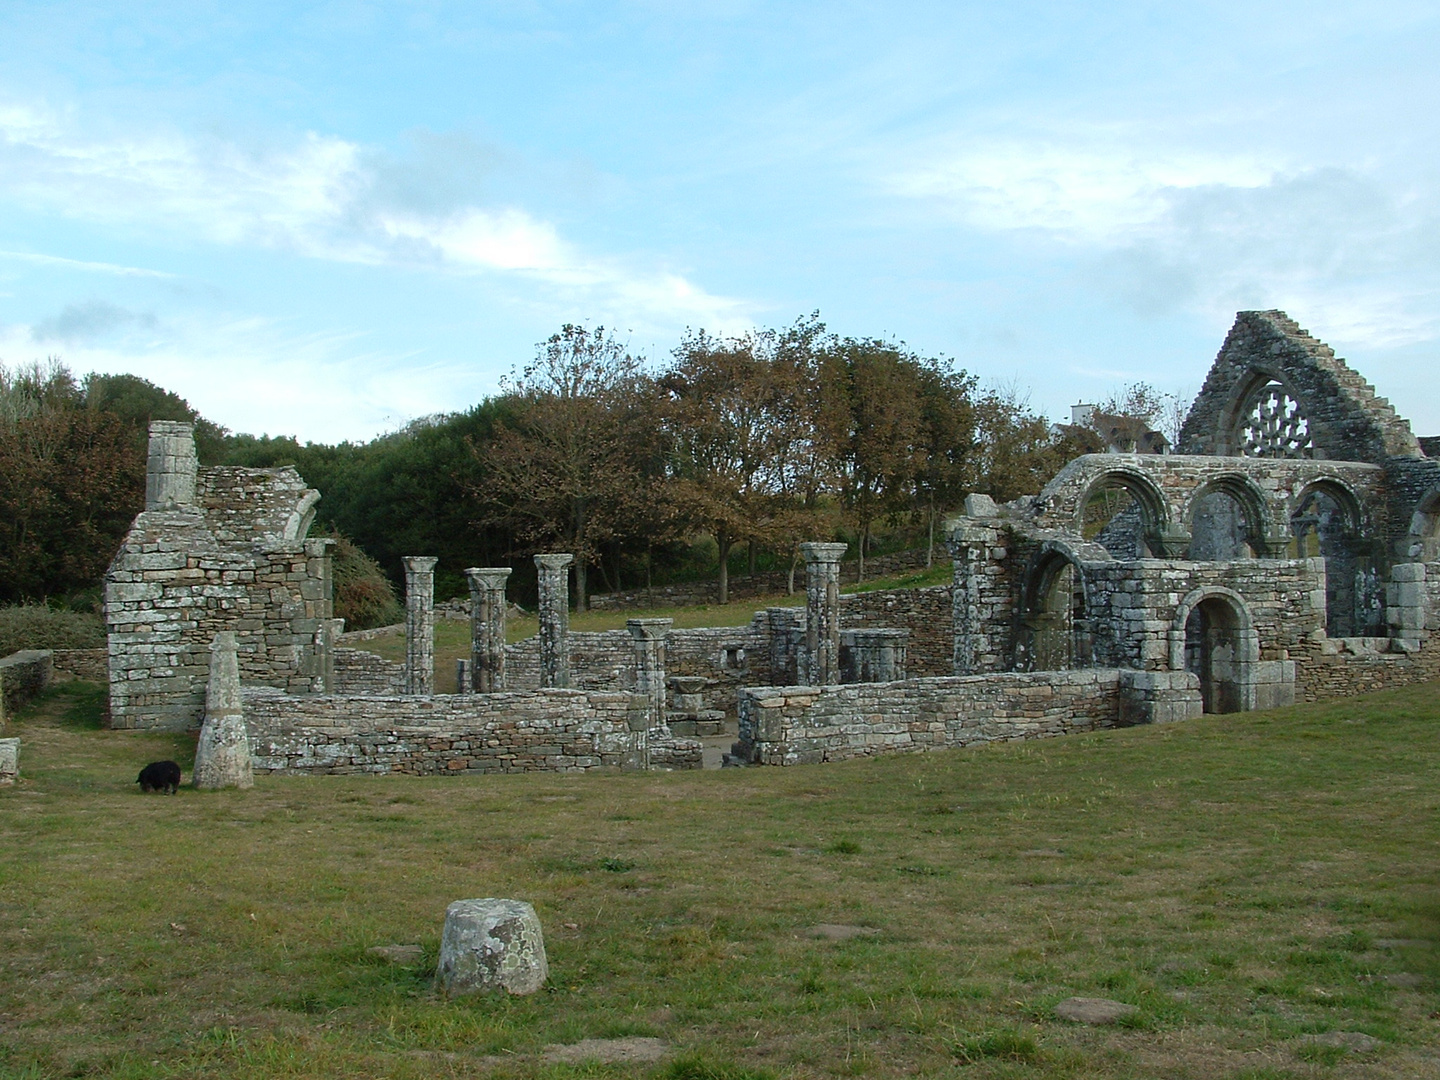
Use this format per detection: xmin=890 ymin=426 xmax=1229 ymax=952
xmin=627 ymin=618 xmax=672 ymax=749
xmin=800 ymin=542 xmax=847 ymax=686
xmin=105 ymin=423 xmax=333 ymax=731
xmin=839 ymin=628 xmax=908 ymax=683
xmin=244 ymin=684 xmax=700 ymax=775
xmin=437 ymin=898 xmax=548 ymax=996
xmin=402 ymin=557 xmax=438 ymax=695
xmin=535 ymin=553 xmax=574 ymax=689
xmin=0 ymin=738 xmax=19 ymax=784
xmin=0 ymin=650 xmax=52 ymax=721
xmin=737 ymin=669 xmax=1137 ymax=766
xmin=465 ymin=567 xmax=512 ymax=692
xmin=192 ymin=632 xmax=254 ymax=790
xmin=1053 ymin=997 xmax=1138 ymax=1025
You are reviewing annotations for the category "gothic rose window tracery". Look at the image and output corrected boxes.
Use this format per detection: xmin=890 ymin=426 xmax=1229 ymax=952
xmin=1239 ymin=382 xmax=1313 ymax=458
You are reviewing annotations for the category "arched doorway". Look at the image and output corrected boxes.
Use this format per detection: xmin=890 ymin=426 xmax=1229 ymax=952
xmin=1170 ymin=588 xmax=1260 ymax=714
xmin=1290 ymin=482 xmax=1382 ymax=637
xmin=1183 ymin=598 xmax=1246 ymax=713
xmin=1019 ymin=550 xmax=1092 ymax=671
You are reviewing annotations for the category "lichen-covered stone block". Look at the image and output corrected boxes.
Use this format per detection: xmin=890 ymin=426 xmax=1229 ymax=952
xmin=437 ymin=899 xmax=548 ymax=996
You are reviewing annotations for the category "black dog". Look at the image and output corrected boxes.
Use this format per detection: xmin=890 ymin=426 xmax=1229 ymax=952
xmin=137 ymin=760 xmax=182 ymax=794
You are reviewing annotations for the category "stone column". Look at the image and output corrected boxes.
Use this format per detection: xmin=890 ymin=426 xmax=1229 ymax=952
xmin=799 ymin=542 xmax=847 ymax=685
xmin=534 ymin=553 xmax=574 ymax=689
xmin=465 ymin=567 xmax=513 ymax=693
xmin=948 ymin=523 xmax=988 ymax=676
xmin=144 ymin=420 xmax=198 ymax=510
xmin=193 ymin=632 xmax=253 ymax=790
xmin=626 ymin=618 xmax=673 ymax=728
xmin=403 ymin=556 xmax=438 ymax=695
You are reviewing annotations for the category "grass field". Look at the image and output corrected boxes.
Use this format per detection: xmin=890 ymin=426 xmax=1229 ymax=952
xmin=1 ymin=678 xmax=1437 ymax=1079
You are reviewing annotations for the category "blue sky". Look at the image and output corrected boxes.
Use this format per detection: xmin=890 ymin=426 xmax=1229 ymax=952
xmin=2 ymin=2 xmax=1438 ymax=443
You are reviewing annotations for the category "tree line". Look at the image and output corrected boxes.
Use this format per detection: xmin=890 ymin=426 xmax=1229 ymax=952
xmin=2 ymin=316 xmax=1159 ymax=613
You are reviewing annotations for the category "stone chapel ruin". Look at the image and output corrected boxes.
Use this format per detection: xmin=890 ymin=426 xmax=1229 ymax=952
xmin=103 ymin=311 xmax=1440 ymax=772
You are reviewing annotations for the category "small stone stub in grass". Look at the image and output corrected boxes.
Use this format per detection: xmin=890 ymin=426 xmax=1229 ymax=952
xmin=368 ymin=943 xmax=424 ymax=964
xmin=436 ymin=898 xmax=547 ymax=996
xmin=1053 ymin=997 xmax=1138 ymax=1025
xmin=0 ymin=738 xmax=18 ymax=784
xmin=1300 ymin=1031 xmax=1381 ymax=1053
xmin=807 ymin=924 xmax=880 ymax=941
xmin=541 ymin=1038 xmax=669 ymax=1064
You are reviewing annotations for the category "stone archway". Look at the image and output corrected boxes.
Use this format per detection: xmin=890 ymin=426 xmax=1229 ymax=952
xmin=1186 ymin=475 xmax=1275 ymax=560
xmin=1402 ymin=485 xmax=1440 ymax=562
xmin=1291 ymin=479 xmax=1382 ymax=637
xmin=1168 ymin=588 xmax=1259 ymax=714
xmin=1019 ymin=545 xmax=1093 ymax=671
xmin=1075 ymin=468 xmax=1173 ymax=558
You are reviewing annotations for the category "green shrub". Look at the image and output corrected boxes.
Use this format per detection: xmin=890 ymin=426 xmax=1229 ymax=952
xmin=0 ymin=604 xmax=105 ymax=657
xmin=328 ymin=534 xmax=403 ymax=631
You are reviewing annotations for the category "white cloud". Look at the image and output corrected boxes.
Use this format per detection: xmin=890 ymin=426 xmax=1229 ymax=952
xmin=889 ymin=138 xmax=1282 ymax=239
xmin=887 ymin=133 xmax=1440 ymax=352
xmin=0 ymin=100 xmax=749 ymax=331
xmin=0 ymin=314 xmax=468 ymax=443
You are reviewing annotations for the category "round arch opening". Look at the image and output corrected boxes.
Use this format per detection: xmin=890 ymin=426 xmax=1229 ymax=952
xmin=1077 ymin=471 xmax=1168 ymax=559
xmin=1183 ymin=596 xmax=1247 ymax=714
xmin=1290 ymin=481 xmax=1383 ymax=637
xmin=1019 ymin=550 xmax=1093 ymax=671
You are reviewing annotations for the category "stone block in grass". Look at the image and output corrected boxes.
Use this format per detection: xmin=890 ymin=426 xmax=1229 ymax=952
xmin=436 ymin=898 xmax=548 ymax=996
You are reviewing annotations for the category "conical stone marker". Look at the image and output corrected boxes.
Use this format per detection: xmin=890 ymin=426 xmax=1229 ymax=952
xmin=193 ymin=632 xmax=254 ymax=790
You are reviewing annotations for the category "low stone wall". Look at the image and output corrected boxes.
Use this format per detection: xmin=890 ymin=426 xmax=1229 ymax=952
xmin=244 ymin=687 xmax=702 ymax=775
xmin=0 ymin=650 xmax=53 ymax=721
xmin=1293 ymin=633 xmax=1440 ymax=702
xmin=736 ymin=668 xmax=1203 ymax=766
xmin=505 ymin=618 xmax=775 ymax=719
xmin=52 ymin=648 xmax=108 ymax=682
xmin=333 ymin=647 xmax=405 ymax=695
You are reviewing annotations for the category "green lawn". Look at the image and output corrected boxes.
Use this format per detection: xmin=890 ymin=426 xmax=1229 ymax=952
xmin=1 ymin=678 xmax=1437 ymax=1079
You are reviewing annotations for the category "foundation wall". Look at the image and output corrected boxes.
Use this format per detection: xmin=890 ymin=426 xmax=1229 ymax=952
xmin=735 ymin=668 xmax=1202 ymax=766
xmin=244 ymin=686 xmax=701 ymax=775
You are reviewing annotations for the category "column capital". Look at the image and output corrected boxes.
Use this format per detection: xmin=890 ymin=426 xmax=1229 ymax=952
xmin=799 ymin=541 xmax=848 ymax=564
xmin=403 ymin=556 xmax=439 ymax=574
xmin=534 ymin=552 xmax=575 ymax=571
xmin=465 ymin=567 xmax=513 ymax=590
xmin=626 ymin=617 xmax=674 ymax=642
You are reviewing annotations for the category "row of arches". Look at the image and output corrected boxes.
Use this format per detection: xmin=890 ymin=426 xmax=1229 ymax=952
xmin=1077 ymin=471 xmax=1384 ymax=638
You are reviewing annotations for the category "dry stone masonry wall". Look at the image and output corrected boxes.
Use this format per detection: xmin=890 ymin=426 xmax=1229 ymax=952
xmin=104 ymin=423 xmax=335 ymax=731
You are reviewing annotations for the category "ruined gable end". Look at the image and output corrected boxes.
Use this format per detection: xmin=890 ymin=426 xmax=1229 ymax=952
xmin=104 ymin=422 xmax=336 ymax=731
xmin=1176 ymin=310 xmax=1422 ymax=463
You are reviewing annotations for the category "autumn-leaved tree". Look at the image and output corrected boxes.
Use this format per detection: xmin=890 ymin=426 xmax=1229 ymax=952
xmin=662 ymin=329 xmax=794 ymax=604
xmin=817 ymin=338 xmax=927 ymax=580
xmin=479 ymin=325 xmax=659 ymax=610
